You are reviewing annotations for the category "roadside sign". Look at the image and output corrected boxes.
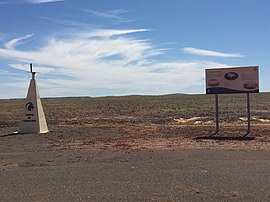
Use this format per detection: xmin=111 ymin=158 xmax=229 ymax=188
xmin=205 ymin=66 xmax=259 ymax=136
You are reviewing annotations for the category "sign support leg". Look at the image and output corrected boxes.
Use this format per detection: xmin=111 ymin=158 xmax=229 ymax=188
xmin=211 ymin=94 xmax=219 ymax=136
xmin=245 ymin=93 xmax=251 ymax=136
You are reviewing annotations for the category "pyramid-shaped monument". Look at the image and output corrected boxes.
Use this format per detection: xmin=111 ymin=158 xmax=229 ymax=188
xmin=18 ymin=64 xmax=49 ymax=134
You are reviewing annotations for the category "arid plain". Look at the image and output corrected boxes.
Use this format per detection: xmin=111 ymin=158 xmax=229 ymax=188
xmin=1 ymin=93 xmax=270 ymax=201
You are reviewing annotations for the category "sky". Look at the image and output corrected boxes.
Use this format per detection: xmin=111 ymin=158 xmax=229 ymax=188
xmin=0 ymin=0 xmax=269 ymax=98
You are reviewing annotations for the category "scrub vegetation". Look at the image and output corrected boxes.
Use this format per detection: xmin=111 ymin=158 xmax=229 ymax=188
xmin=1 ymin=93 xmax=270 ymax=128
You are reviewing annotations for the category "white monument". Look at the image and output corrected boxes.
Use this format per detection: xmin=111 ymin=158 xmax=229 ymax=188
xmin=18 ymin=64 xmax=49 ymax=134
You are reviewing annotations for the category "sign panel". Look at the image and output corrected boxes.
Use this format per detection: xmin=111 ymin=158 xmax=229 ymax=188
xmin=206 ymin=66 xmax=259 ymax=94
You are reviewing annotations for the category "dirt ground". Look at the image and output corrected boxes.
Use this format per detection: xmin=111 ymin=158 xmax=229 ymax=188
xmin=2 ymin=124 xmax=270 ymax=151
xmin=47 ymin=124 xmax=270 ymax=151
xmin=1 ymin=125 xmax=270 ymax=201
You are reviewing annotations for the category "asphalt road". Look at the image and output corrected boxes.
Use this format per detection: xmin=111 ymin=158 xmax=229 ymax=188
xmin=0 ymin=128 xmax=270 ymax=201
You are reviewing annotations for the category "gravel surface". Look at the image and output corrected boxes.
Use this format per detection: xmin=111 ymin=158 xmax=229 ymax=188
xmin=1 ymin=125 xmax=270 ymax=201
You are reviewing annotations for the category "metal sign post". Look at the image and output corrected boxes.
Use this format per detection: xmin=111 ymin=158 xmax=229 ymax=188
xmin=245 ymin=93 xmax=251 ymax=136
xmin=215 ymin=94 xmax=219 ymax=134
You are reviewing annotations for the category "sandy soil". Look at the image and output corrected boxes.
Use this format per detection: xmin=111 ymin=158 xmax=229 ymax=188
xmin=44 ymin=124 xmax=270 ymax=151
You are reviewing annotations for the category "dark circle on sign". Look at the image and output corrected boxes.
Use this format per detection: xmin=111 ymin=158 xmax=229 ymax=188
xmin=224 ymin=72 xmax=238 ymax=80
xmin=25 ymin=102 xmax=34 ymax=111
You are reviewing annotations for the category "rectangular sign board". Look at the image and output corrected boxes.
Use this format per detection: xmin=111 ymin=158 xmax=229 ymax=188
xmin=206 ymin=66 xmax=259 ymax=94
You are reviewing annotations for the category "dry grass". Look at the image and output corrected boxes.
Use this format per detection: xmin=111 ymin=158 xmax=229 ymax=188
xmin=1 ymin=93 xmax=270 ymax=128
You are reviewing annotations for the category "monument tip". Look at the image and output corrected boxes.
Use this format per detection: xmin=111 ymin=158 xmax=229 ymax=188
xmin=30 ymin=63 xmax=33 ymax=73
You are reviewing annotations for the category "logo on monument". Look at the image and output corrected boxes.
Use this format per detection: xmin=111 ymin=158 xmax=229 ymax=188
xmin=25 ymin=102 xmax=34 ymax=111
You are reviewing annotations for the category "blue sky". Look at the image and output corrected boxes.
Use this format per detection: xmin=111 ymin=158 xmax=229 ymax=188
xmin=0 ymin=0 xmax=269 ymax=98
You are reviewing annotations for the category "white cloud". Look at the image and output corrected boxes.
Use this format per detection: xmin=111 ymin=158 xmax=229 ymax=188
xmin=9 ymin=63 xmax=55 ymax=74
xmin=0 ymin=29 xmax=229 ymax=98
xmin=40 ymin=16 xmax=92 ymax=28
xmin=24 ymin=0 xmax=64 ymax=4
xmin=183 ymin=47 xmax=244 ymax=58
xmin=84 ymin=9 xmax=128 ymax=19
xmin=82 ymin=29 xmax=150 ymax=38
xmin=4 ymin=34 xmax=33 ymax=49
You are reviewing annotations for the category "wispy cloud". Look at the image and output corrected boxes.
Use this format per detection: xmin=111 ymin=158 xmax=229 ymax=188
xmin=183 ymin=47 xmax=244 ymax=58
xmin=84 ymin=9 xmax=128 ymax=19
xmin=0 ymin=0 xmax=64 ymax=4
xmin=24 ymin=0 xmax=64 ymax=4
xmin=4 ymin=34 xmax=33 ymax=49
xmin=0 ymin=29 xmax=228 ymax=98
xmin=40 ymin=16 xmax=93 ymax=28
xmin=82 ymin=29 xmax=150 ymax=38
xmin=9 ymin=63 xmax=55 ymax=74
